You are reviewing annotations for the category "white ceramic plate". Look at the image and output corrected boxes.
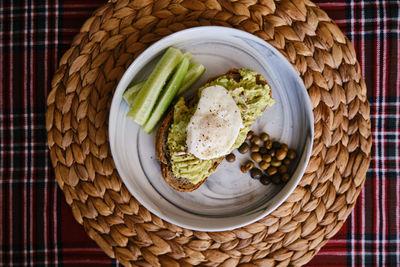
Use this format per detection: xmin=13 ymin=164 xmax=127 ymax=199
xmin=109 ymin=26 xmax=313 ymax=231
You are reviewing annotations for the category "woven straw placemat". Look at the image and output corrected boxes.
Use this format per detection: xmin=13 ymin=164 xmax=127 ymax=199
xmin=46 ymin=0 xmax=372 ymax=266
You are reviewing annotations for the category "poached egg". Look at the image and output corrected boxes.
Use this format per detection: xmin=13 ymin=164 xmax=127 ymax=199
xmin=186 ymin=85 xmax=243 ymax=160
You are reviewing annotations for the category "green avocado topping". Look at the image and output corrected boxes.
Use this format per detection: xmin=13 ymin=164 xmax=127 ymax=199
xmin=166 ymin=68 xmax=275 ymax=185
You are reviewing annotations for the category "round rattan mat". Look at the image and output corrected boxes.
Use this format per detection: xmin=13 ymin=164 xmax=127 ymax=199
xmin=46 ymin=0 xmax=372 ymax=266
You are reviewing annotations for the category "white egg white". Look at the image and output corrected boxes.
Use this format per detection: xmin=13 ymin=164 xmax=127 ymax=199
xmin=186 ymin=85 xmax=243 ymax=160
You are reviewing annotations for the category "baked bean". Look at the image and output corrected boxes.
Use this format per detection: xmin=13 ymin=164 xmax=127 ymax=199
xmin=250 ymin=168 xmax=262 ymax=179
xmin=238 ymin=143 xmax=249 ymax=154
xmin=281 ymin=173 xmax=290 ymax=182
xmin=260 ymin=175 xmax=271 ymax=185
xmin=260 ymin=133 xmax=270 ymax=142
xmin=265 ymin=140 xmax=272 ymax=149
xmin=276 ymin=149 xmax=287 ymax=160
xmin=262 ymin=154 xmax=272 ymax=162
xmin=288 ymin=149 xmax=297 ymax=159
xmin=259 ymin=147 xmax=268 ymax=154
xmin=250 ymin=144 xmax=260 ymax=152
xmin=259 ymin=161 xmax=270 ymax=170
xmin=240 ymin=165 xmax=247 ymax=173
xmin=251 ymin=136 xmax=262 ymax=146
xmin=283 ymin=158 xmax=291 ymax=166
xmin=279 ymin=165 xmax=287 ymax=174
xmin=246 ymin=130 xmax=254 ymax=141
xmin=226 ymin=153 xmax=236 ymax=162
xmin=266 ymin=166 xmax=278 ymax=176
xmin=271 ymin=158 xmax=282 ymax=167
xmin=272 ymin=141 xmax=281 ymax=149
xmin=251 ymin=152 xmax=262 ymax=163
xmin=268 ymin=149 xmax=276 ymax=157
xmin=281 ymin=144 xmax=288 ymax=151
xmin=271 ymin=174 xmax=282 ymax=184
xmin=245 ymin=160 xmax=254 ymax=171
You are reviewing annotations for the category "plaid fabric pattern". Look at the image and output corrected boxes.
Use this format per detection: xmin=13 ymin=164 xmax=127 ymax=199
xmin=0 ymin=0 xmax=398 ymax=266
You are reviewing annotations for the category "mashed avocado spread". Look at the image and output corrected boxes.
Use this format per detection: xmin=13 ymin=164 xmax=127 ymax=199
xmin=166 ymin=68 xmax=275 ymax=185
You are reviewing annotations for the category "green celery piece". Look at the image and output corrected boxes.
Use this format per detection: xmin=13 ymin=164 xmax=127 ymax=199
xmin=177 ymin=62 xmax=205 ymax=95
xmin=125 ymin=55 xmax=199 ymax=103
xmin=142 ymin=57 xmax=190 ymax=133
xmin=127 ymin=47 xmax=183 ymax=125
xmin=182 ymin=52 xmax=192 ymax=61
xmin=123 ymin=80 xmax=146 ymax=105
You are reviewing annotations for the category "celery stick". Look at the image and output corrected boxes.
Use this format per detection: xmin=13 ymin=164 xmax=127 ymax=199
xmin=183 ymin=52 xmax=192 ymax=61
xmin=143 ymin=57 xmax=190 ymax=133
xmin=125 ymin=56 xmax=199 ymax=104
xmin=127 ymin=47 xmax=183 ymax=125
xmin=177 ymin=62 xmax=205 ymax=95
xmin=123 ymin=80 xmax=146 ymax=105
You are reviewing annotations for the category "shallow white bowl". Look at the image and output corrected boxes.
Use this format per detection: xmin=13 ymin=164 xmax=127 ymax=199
xmin=109 ymin=26 xmax=313 ymax=231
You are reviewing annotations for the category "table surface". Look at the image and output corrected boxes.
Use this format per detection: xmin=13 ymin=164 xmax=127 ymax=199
xmin=0 ymin=0 xmax=399 ymax=266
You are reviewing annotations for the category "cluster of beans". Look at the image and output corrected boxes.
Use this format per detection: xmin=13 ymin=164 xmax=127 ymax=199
xmin=225 ymin=131 xmax=296 ymax=185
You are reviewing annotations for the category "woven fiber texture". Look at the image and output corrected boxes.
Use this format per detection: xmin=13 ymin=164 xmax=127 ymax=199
xmin=45 ymin=0 xmax=372 ymax=266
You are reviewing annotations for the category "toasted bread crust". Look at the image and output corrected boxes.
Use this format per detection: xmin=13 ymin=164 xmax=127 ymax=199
xmin=155 ymin=69 xmax=271 ymax=192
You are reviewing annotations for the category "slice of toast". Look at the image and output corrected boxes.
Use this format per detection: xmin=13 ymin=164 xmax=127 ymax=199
xmin=155 ymin=69 xmax=271 ymax=192
xmin=155 ymin=94 xmax=224 ymax=192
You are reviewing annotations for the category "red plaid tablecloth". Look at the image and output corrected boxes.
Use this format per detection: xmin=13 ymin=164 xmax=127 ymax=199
xmin=0 ymin=0 xmax=399 ymax=266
